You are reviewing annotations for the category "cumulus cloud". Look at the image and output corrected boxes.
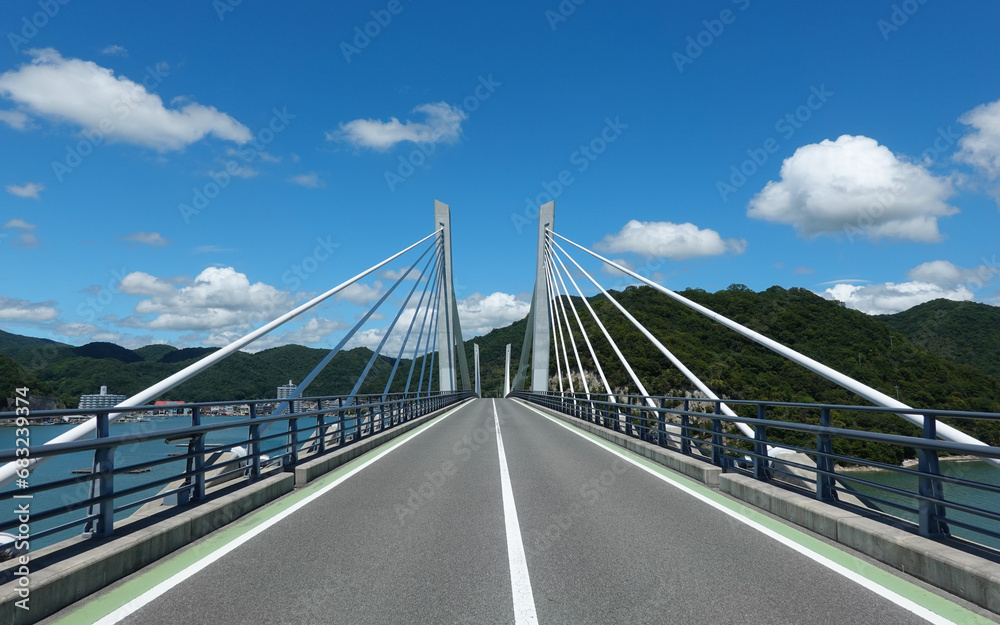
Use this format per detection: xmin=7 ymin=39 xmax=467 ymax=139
xmin=120 ymin=266 xmax=295 ymax=331
xmin=0 ymin=109 xmax=29 ymax=129
xmin=55 ymin=322 xmax=100 ymax=336
xmin=331 ymin=102 xmax=465 ymax=150
xmin=2 ymin=217 xmax=38 ymax=247
xmin=956 ymin=98 xmax=1000 ymax=179
xmin=0 ymin=295 xmax=58 ymax=321
xmin=748 ymin=135 xmax=957 ymax=242
xmin=282 ymin=317 xmax=347 ymax=345
xmin=820 ymin=260 xmax=997 ymax=314
xmin=457 ymin=292 xmax=531 ymax=337
xmin=6 ymin=182 xmax=43 ymax=198
xmin=100 ymin=45 xmax=128 ymax=57
xmin=0 ymin=48 xmax=251 ymax=151
xmin=347 ymin=291 xmax=530 ymax=356
xmin=595 ymin=220 xmax=746 ymax=260
xmin=288 ymin=172 xmax=324 ymax=188
xmin=122 ymin=231 xmax=170 ymax=246
xmin=335 ymin=281 xmax=383 ymax=306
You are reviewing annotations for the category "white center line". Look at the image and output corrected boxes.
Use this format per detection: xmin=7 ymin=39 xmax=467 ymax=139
xmin=493 ymin=399 xmax=539 ymax=625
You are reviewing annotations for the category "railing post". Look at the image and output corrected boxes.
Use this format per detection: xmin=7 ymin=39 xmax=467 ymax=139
xmin=918 ymin=417 xmax=949 ymax=538
xmin=249 ymin=403 xmax=261 ymax=479
xmin=317 ymin=408 xmax=326 ymax=455
xmin=680 ymin=399 xmax=691 ymax=456
xmin=336 ymin=398 xmax=344 ymax=446
xmin=192 ymin=406 xmax=206 ymax=501
xmin=85 ymin=410 xmax=115 ymax=537
xmin=286 ymin=415 xmax=299 ymax=469
xmin=711 ymin=402 xmax=723 ymax=467
xmin=658 ymin=397 xmax=667 ymax=448
xmin=753 ymin=404 xmax=769 ymax=480
xmin=816 ymin=407 xmax=835 ymax=501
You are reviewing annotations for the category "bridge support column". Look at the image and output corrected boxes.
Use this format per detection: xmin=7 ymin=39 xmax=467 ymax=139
xmin=531 ymin=201 xmax=554 ymax=392
xmin=434 ymin=200 xmax=471 ymax=392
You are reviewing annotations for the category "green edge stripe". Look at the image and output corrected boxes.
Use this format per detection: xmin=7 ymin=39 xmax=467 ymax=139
xmin=50 ymin=402 xmax=470 ymax=624
xmin=521 ymin=402 xmax=996 ymax=625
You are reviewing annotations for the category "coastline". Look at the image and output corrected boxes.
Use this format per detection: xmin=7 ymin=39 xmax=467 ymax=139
xmin=837 ymin=455 xmax=985 ymax=473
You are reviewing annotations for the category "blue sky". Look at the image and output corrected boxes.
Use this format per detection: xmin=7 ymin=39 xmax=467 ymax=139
xmin=1 ymin=0 xmax=1000 ymax=353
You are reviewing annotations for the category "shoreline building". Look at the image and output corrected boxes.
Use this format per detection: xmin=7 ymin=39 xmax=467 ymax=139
xmin=277 ymin=380 xmax=304 ymax=413
xmin=78 ymin=386 xmax=127 ymax=410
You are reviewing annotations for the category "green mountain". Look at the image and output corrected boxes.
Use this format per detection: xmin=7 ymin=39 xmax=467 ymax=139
xmin=880 ymin=299 xmax=1000 ymax=381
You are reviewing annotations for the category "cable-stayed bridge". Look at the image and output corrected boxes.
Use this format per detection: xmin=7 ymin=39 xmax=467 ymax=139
xmin=2 ymin=200 xmax=1000 ymax=625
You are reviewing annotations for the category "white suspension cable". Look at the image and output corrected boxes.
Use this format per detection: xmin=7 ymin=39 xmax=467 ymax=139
xmin=552 ymin=230 xmax=998 ymax=465
xmin=545 ymin=262 xmax=566 ymax=394
xmin=544 ymin=257 xmax=576 ymax=394
xmin=545 ymin=246 xmax=590 ymax=398
xmin=546 ymin=245 xmax=613 ymax=399
xmin=0 ymin=230 xmax=442 ymax=488
xmin=549 ymin=245 xmax=649 ymax=406
xmin=551 ymin=237 xmax=751 ymax=439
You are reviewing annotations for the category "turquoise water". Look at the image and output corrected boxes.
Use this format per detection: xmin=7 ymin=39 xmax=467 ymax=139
xmin=840 ymin=460 xmax=1000 ymax=550
xmin=0 ymin=416 xmax=262 ymax=549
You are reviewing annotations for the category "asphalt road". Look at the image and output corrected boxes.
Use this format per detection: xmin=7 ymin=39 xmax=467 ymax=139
xmin=49 ymin=398 xmax=996 ymax=625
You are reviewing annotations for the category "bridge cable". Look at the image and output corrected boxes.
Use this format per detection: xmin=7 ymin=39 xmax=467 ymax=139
xmin=419 ymin=271 xmax=444 ymax=394
xmin=382 ymin=253 xmax=445 ymax=396
xmin=0 ymin=230 xmax=443 ymax=488
xmin=269 ymin=239 xmax=440 ymax=420
xmin=346 ymin=242 xmax=442 ymax=401
xmin=548 ymin=243 xmax=650 ymax=408
xmin=551 ymin=230 xmax=1000 ymax=464
xmin=404 ymin=259 xmax=444 ymax=394
xmin=545 ymin=243 xmax=614 ymax=400
xmin=544 ymin=257 xmax=581 ymax=395
xmin=549 ymin=235 xmax=754 ymax=440
xmin=544 ymin=256 xmax=570 ymax=394
xmin=545 ymin=257 xmax=566 ymax=394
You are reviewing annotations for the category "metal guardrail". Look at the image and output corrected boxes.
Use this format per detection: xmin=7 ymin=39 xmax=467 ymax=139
xmin=0 ymin=391 xmax=474 ymax=547
xmin=511 ymin=390 xmax=1000 ymax=548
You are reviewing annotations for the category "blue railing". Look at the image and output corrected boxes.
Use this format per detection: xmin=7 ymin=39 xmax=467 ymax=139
xmin=0 ymin=391 xmax=473 ymax=549
xmin=511 ymin=390 xmax=1000 ymax=550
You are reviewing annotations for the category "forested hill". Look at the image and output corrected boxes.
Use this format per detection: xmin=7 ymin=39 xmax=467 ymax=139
xmin=467 ymin=286 xmax=1000 ymax=450
xmin=879 ymin=299 xmax=1000 ymax=381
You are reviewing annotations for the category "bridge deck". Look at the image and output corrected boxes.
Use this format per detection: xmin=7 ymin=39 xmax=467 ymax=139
xmin=45 ymin=399 xmax=996 ymax=625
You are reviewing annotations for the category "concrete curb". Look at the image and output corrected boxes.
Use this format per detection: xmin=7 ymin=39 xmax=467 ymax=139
xmin=520 ymin=400 xmax=1000 ymax=615
xmin=0 ymin=399 xmax=471 ymax=625
xmin=517 ymin=400 xmax=722 ymax=486
xmin=294 ymin=400 xmax=472 ymax=486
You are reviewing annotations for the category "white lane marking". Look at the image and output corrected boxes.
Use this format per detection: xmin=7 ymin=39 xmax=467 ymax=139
xmin=515 ymin=400 xmax=962 ymax=625
xmin=493 ymin=399 xmax=540 ymax=625
xmin=94 ymin=400 xmax=475 ymax=625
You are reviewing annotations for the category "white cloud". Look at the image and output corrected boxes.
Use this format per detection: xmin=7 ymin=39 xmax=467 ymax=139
xmin=748 ymin=135 xmax=957 ymax=242
xmin=121 ymin=267 xmax=296 ymax=331
xmin=595 ymin=220 xmax=746 ymax=260
xmin=281 ymin=317 xmax=347 ymax=345
xmin=956 ymin=98 xmax=1000 ymax=179
xmin=122 ymin=231 xmax=170 ymax=246
xmin=457 ymin=292 xmax=531 ymax=337
xmin=0 ymin=109 xmax=29 ymax=129
xmin=331 ymin=102 xmax=465 ymax=150
xmin=6 ymin=182 xmax=43 ymax=199
xmin=100 ymin=45 xmax=128 ymax=57
xmin=288 ymin=172 xmax=324 ymax=188
xmin=55 ymin=322 xmax=100 ymax=336
xmin=2 ymin=218 xmax=38 ymax=247
xmin=335 ymin=281 xmax=383 ymax=306
xmin=0 ymin=48 xmax=251 ymax=151
xmin=192 ymin=244 xmax=234 ymax=254
xmin=822 ymin=281 xmax=973 ymax=315
xmin=0 ymin=295 xmax=57 ymax=321
xmin=820 ymin=259 xmax=998 ymax=315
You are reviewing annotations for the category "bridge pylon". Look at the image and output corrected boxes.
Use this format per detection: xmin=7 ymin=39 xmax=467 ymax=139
xmin=434 ymin=200 xmax=472 ymax=392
